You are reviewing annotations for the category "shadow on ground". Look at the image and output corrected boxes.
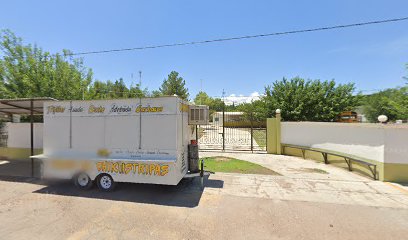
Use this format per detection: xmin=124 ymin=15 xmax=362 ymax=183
xmin=0 ymin=158 xmax=41 ymax=178
xmin=0 ymin=158 xmax=223 ymax=208
xmin=33 ymin=176 xmax=223 ymax=208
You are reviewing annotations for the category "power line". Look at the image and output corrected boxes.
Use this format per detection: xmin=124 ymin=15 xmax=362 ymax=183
xmin=69 ymin=16 xmax=408 ymax=56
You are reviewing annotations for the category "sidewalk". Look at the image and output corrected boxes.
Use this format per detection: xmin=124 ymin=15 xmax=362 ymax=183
xmin=201 ymin=152 xmax=408 ymax=209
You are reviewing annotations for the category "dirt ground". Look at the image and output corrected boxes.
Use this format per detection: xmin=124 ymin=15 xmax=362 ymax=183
xmin=1 ymin=154 xmax=408 ymax=240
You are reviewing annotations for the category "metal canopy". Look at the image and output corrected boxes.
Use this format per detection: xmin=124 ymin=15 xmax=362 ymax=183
xmin=0 ymin=97 xmax=57 ymax=177
xmin=0 ymin=97 xmax=57 ymax=115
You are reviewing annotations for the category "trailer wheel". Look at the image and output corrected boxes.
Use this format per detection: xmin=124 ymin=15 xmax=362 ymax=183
xmin=74 ymin=172 xmax=93 ymax=190
xmin=96 ymin=174 xmax=116 ymax=191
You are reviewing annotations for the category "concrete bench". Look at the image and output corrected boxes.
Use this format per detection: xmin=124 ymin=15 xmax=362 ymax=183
xmin=281 ymin=144 xmax=377 ymax=180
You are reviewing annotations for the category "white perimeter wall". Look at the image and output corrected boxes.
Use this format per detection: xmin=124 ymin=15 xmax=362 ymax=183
xmin=384 ymin=128 xmax=408 ymax=164
xmin=5 ymin=122 xmax=43 ymax=149
xmin=281 ymin=122 xmax=408 ymax=164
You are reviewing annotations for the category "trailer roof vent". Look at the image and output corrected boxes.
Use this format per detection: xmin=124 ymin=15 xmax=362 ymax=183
xmin=188 ymin=105 xmax=209 ymax=125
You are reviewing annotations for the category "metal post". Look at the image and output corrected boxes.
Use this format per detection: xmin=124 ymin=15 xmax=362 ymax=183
xmin=250 ymin=112 xmax=253 ymax=153
xmin=222 ymin=102 xmax=225 ymax=151
xmin=138 ymin=71 xmax=142 ymax=149
xmin=265 ymin=119 xmax=267 ymax=152
xmin=30 ymin=99 xmax=34 ymax=177
xmin=69 ymin=101 xmax=72 ymax=149
xmin=276 ymin=110 xmax=282 ymax=155
xmin=200 ymin=158 xmax=204 ymax=189
xmin=196 ymin=125 xmax=198 ymax=141
xmin=139 ymin=97 xmax=142 ymax=149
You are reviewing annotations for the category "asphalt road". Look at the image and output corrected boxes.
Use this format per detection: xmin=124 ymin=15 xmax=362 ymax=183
xmin=1 ymin=173 xmax=408 ymax=240
xmin=1 ymin=154 xmax=408 ymax=240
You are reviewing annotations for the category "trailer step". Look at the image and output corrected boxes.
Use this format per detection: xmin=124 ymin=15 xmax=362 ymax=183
xmin=183 ymin=171 xmax=211 ymax=178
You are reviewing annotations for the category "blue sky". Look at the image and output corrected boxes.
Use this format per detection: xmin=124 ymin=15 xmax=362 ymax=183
xmin=1 ymin=0 xmax=407 ymax=99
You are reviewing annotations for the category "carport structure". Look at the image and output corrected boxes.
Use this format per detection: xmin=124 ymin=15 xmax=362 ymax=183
xmin=0 ymin=97 xmax=57 ymax=176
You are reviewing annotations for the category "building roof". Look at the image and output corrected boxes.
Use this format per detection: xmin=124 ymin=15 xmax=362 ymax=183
xmin=214 ymin=112 xmax=244 ymax=116
xmin=0 ymin=97 xmax=57 ymax=115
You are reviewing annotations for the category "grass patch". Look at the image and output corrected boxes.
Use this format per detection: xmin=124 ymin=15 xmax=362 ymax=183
xmin=202 ymin=156 xmax=280 ymax=175
xmin=252 ymin=129 xmax=266 ymax=147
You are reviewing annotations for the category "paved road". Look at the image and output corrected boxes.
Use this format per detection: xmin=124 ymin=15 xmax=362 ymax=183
xmin=1 ymin=154 xmax=408 ymax=239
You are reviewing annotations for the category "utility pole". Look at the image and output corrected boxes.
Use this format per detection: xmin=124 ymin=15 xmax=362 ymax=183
xmin=222 ymin=89 xmax=225 ymax=151
xmin=130 ymin=73 xmax=134 ymax=97
xmin=138 ymin=70 xmax=142 ymax=149
xmin=200 ymin=79 xmax=203 ymax=105
xmin=131 ymin=73 xmax=134 ymax=85
xmin=139 ymin=71 xmax=142 ymax=88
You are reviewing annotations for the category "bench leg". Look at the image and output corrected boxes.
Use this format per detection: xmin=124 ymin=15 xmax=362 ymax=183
xmin=322 ymin=153 xmax=328 ymax=164
xmin=345 ymin=158 xmax=352 ymax=171
xmin=370 ymin=165 xmax=377 ymax=180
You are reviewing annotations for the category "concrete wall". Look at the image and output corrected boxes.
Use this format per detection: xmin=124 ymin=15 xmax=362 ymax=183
xmin=0 ymin=123 xmax=43 ymax=159
xmin=6 ymin=122 xmax=43 ymax=148
xmin=383 ymin=127 xmax=408 ymax=164
xmin=281 ymin=122 xmax=386 ymax=162
xmin=277 ymin=122 xmax=408 ymax=182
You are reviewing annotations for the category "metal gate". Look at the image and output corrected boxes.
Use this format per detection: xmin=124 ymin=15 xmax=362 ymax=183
xmin=197 ymin=107 xmax=267 ymax=152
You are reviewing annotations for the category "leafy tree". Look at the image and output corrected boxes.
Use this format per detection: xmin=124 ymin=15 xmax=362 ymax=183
xmin=129 ymin=84 xmax=149 ymax=98
xmin=86 ymin=79 xmax=148 ymax=99
xmin=236 ymin=100 xmax=268 ymax=121
xmin=86 ymin=80 xmax=109 ymax=99
xmin=211 ymin=98 xmax=225 ymax=111
xmin=262 ymin=77 xmax=359 ymax=121
xmin=150 ymin=90 xmax=162 ymax=98
xmin=363 ymin=87 xmax=408 ymax=122
xmin=194 ymin=91 xmax=213 ymax=105
xmin=111 ymin=78 xmax=128 ymax=98
xmin=0 ymin=29 xmax=92 ymax=100
xmin=159 ymin=71 xmax=189 ymax=100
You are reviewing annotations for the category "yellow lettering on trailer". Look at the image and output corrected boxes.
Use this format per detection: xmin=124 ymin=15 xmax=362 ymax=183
xmin=88 ymin=105 xmax=105 ymax=113
xmin=96 ymin=161 xmax=106 ymax=172
xmin=179 ymin=103 xmax=189 ymax=112
xmin=135 ymin=105 xmax=163 ymax=113
xmin=124 ymin=163 xmax=133 ymax=174
xmin=96 ymin=161 xmax=169 ymax=176
xmin=161 ymin=165 xmax=169 ymax=176
xmin=138 ymin=164 xmax=145 ymax=174
xmin=47 ymin=106 xmax=65 ymax=114
xmin=155 ymin=165 xmax=161 ymax=175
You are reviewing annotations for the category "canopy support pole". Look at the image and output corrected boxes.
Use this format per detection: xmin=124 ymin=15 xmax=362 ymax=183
xmin=30 ymin=99 xmax=34 ymax=177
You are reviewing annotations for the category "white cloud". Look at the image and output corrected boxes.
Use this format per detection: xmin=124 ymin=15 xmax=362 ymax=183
xmin=223 ymin=91 xmax=263 ymax=106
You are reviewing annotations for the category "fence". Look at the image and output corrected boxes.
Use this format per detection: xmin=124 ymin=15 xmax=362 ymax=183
xmin=197 ymin=107 xmax=267 ymax=152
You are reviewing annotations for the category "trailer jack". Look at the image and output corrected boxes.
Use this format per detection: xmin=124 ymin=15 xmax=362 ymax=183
xmin=183 ymin=159 xmax=212 ymax=189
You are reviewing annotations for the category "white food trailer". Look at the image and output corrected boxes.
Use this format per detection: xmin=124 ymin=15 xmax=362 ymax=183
xmin=33 ymin=96 xmax=209 ymax=191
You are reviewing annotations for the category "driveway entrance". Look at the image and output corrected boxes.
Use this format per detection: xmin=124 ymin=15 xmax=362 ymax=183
xmin=198 ymin=109 xmax=266 ymax=152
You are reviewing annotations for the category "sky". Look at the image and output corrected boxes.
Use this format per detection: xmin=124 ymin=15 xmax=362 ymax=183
xmin=1 ymin=0 xmax=407 ymax=100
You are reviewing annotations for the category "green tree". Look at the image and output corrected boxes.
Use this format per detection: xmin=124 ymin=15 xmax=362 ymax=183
xmin=236 ymin=100 xmax=268 ymax=121
xmin=363 ymin=87 xmax=408 ymax=122
xmin=129 ymin=84 xmax=149 ymax=98
xmin=150 ymin=90 xmax=162 ymax=98
xmin=211 ymin=98 xmax=225 ymax=111
xmin=86 ymin=80 xmax=109 ymax=99
xmin=159 ymin=71 xmax=189 ymax=100
xmin=0 ymin=29 xmax=92 ymax=100
xmin=194 ymin=91 xmax=213 ymax=105
xmin=262 ymin=77 xmax=359 ymax=121
xmin=86 ymin=79 xmax=148 ymax=99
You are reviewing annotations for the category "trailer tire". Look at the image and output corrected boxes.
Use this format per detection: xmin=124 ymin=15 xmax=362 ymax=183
xmin=73 ymin=172 xmax=93 ymax=190
xmin=96 ymin=174 xmax=116 ymax=192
